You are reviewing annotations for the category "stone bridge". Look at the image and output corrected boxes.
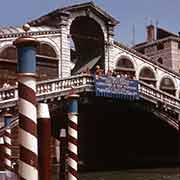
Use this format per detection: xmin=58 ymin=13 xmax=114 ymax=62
xmin=0 ymin=74 xmax=179 ymax=130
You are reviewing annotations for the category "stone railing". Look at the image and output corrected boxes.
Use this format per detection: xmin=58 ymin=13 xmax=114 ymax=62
xmin=139 ymin=81 xmax=180 ymax=110
xmin=0 ymin=74 xmax=180 ymax=112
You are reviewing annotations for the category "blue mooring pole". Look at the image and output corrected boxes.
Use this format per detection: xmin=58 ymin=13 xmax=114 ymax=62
xmin=13 ymin=24 xmax=39 ymax=180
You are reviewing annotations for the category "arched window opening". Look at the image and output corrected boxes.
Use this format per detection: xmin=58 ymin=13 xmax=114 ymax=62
xmin=37 ymin=43 xmax=57 ymax=58
xmin=36 ymin=43 xmax=58 ymax=81
xmin=70 ymin=16 xmax=104 ymax=75
xmin=160 ymin=77 xmax=176 ymax=96
xmin=139 ymin=67 xmax=156 ymax=87
xmin=0 ymin=46 xmax=17 ymax=87
xmin=0 ymin=46 xmax=17 ymax=60
xmin=157 ymin=57 xmax=163 ymax=64
xmin=115 ymin=57 xmax=135 ymax=79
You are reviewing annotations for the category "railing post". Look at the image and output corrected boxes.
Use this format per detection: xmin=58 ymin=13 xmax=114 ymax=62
xmin=13 ymin=24 xmax=39 ymax=180
xmin=65 ymin=93 xmax=80 ymax=180
xmin=37 ymin=103 xmax=51 ymax=180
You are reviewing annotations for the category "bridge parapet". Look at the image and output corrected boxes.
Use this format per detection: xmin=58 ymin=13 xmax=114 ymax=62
xmin=0 ymin=74 xmax=180 ymax=112
xmin=139 ymin=81 xmax=180 ymax=111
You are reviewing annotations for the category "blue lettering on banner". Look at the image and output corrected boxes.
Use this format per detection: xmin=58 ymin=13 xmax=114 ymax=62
xmin=95 ymin=75 xmax=139 ymax=100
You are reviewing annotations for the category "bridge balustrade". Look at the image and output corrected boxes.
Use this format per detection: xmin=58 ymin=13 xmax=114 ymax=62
xmin=0 ymin=74 xmax=180 ymax=111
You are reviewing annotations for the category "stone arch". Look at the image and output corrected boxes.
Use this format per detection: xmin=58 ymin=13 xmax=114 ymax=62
xmin=0 ymin=45 xmax=17 ymax=60
xmin=68 ymin=12 xmax=107 ymax=41
xmin=114 ymin=55 xmax=136 ymax=78
xmin=37 ymin=43 xmax=58 ymax=58
xmin=37 ymin=38 xmax=59 ymax=57
xmin=158 ymin=74 xmax=177 ymax=96
xmin=36 ymin=41 xmax=59 ymax=81
xmin=69 ymin=16 xmax=105 ymax=74
xmin=138 ymin=65 xmax=157 ymax=87
xmin=0 ymin=44 xmax=17 ymax=87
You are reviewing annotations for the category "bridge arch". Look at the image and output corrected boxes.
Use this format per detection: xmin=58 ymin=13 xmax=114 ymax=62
xmin=69 ymin=16 xmax=105 ymax=74
xmin=114 ymin=54 xmax=136 ymax=78
xmin=138 ymin=65 xmax=157 ymax=87
xmin=158 ymin=75 xmax=177 ymax=96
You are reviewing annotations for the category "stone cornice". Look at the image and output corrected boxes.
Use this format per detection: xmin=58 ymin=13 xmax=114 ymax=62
xmin=0 ymin=29 xmax=61 ymax=39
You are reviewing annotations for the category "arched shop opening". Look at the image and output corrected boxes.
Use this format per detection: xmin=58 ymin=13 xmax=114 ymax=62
xmin=139 ymin=67 xmax=156 ymax=87
xmin=159 ymin=77 xmax=176 ymax=96
xmin=70 ymin=16 xmax=105 ymax=74
xmin=36 ymin=43 xmax=58 ymax=80
xmin=115 ymin=57 xmax=135 ymax=78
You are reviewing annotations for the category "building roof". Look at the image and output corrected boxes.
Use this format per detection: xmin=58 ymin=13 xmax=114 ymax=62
xmin=29 ymin=1 xmax=119 ymax=27
xmin=0 ymin=26 xmax=59 ymax=39
xmin=133 ymin=26 xmax=179 ymax=49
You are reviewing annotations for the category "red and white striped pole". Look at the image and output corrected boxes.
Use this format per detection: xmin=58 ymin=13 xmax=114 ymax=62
xmin=3 ymin=113 xmax=13 ymax=176
xmin=14 ymin=24 xmax=39 ymax=180
xmin=65 ymin=93 xmax=80 ymax=180
xmin=0 ymin=129 xmax=4 ymax=170
xmin=37 ymin=103 xmax=51 ymax=180
xmin=59 ymin=128 xmax=67 ymax=180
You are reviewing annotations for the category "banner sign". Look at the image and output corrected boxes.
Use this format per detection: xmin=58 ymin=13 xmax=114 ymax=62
xmin=95 ymin=75 xmax=139 ymax=100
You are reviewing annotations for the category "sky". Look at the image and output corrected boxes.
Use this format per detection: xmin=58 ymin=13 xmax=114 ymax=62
xmin=0 ymin=0 xmax=180 ymax=46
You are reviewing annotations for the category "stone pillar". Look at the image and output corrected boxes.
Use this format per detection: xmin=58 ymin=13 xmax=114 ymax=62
xmin=37 ymin=103 xmax=51 ymax=180
xmin=57 ymin=12 xmax=71 ymax=78
xmin=65 ymin=93 xmax=80 ymax=180
xmin=14 ymin=25 xmax=39 ymax=180
xmin=105 ymin=22 xmax=115 ymax=73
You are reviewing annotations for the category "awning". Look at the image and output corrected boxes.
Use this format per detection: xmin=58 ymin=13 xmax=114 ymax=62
xmin=75 ymin=55 xmax=101 ymax=74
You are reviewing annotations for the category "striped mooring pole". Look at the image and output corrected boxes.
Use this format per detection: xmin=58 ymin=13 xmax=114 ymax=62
xmin=59 ymin=128 xmax=67 ymax=180
xmin=13 ymin=25 xmax=39 ymax=180
xmin=3 ymin=113 xmax=13 ymax=174
xmin=37 ymin=103 xmax=51 ymax=180
xmin=65 ymin=93 xmax=80 ymax=180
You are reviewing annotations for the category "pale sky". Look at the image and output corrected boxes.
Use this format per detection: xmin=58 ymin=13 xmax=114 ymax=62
xmin=0 ymin=0 xmax=179 ymax=45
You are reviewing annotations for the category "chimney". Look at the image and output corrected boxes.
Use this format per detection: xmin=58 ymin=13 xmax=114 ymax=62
xmin=146 ymin=24 xmax=155 ymax=42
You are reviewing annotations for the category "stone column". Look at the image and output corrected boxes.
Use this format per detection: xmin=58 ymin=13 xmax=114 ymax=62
xmin=105 ymin=22 xmax=115 ymax=73
xmin=57 ymin=12 xmax=71 ymax=78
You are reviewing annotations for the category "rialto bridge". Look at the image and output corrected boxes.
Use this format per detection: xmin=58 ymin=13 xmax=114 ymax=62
xmin=0 ymin=1 xmax=179 ymax=178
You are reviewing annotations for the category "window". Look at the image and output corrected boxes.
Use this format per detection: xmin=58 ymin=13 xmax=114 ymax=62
xmin=157 ymin=43 xmax=164 ymax=50
xmin=157 ymin=57 xmax=163 ymax=64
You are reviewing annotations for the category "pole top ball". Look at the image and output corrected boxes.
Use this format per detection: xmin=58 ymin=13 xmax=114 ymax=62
xmin=22 ymin=24 xmax=30 ymax=32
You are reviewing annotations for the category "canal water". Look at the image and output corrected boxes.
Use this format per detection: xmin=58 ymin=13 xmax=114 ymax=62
xmin=52 ymin=166 xmax=180 ymax=180
xmin=79 ymin=168 xmax=180 ymax=180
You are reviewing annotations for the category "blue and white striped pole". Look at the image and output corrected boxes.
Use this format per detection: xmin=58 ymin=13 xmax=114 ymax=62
xmin=13 ymin=24 xmax=39 ymax=180
xmin=65 ymin=93 xmax=80 ymax=180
